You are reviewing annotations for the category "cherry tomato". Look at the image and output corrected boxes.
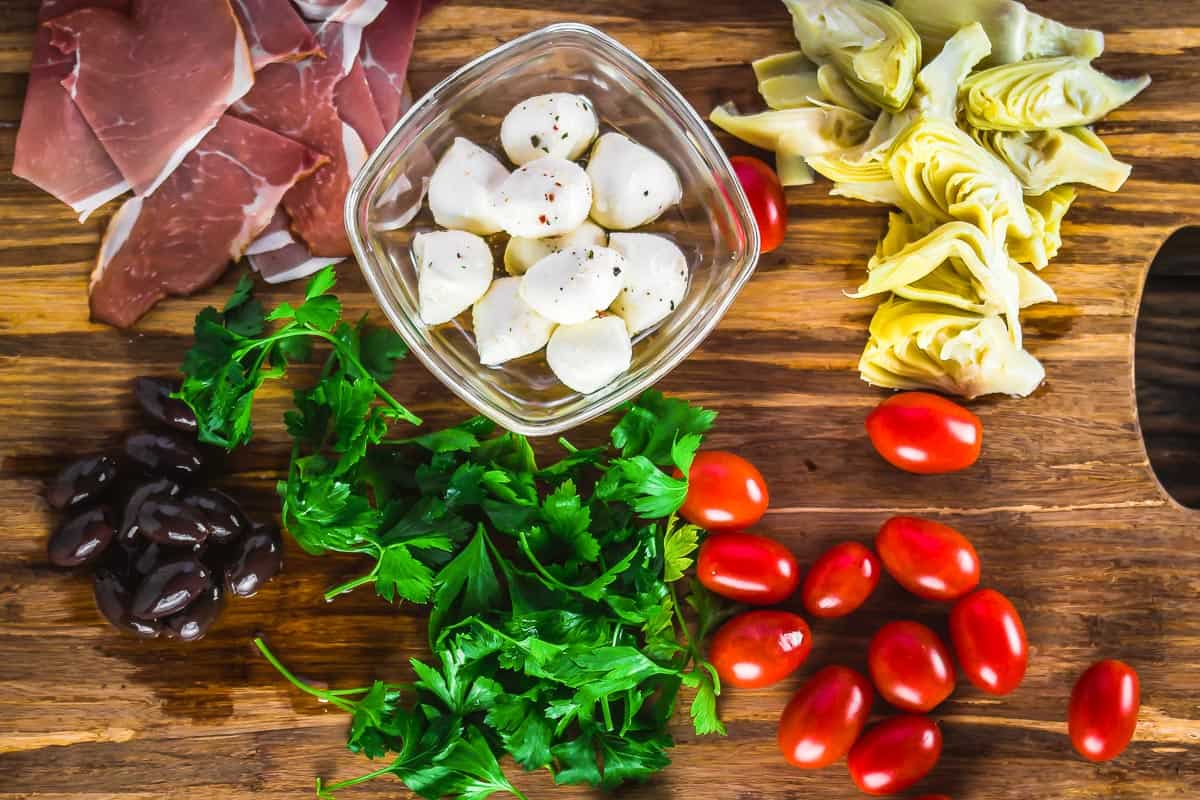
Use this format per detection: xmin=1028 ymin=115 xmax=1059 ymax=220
xmin=801 ymin=541 xmax=880 ymax=618
xmin=876 ymin=516 xmax=980 ymax=602
xmin=778 ymin=665 xmax=874 ymax=769
xmin=676 ymin=451 xmax=769 ymax=531
xmin=696 ymin=531 xmax=798 ymax=605
xmin=865 ymin=392 xmax=982 ymax=474
xmin=868 ymin=621 xmax=955 ymax=713
xmin=709 ymin=610 xmax=812 ymax=689
xmin=847 ymin=715 xmax=942 ymax=796
xmin=949 ymin=588 xmax=1028 ymax=696
xmin=730 ymin=156 xmax=786 ymax=254
xmin=1069 ymin=659 xmax=1140 ymax=762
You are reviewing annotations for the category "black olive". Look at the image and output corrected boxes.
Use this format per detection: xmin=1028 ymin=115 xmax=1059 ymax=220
xmin=133 ymin=376 xmax=198 ymax=434
xmin=46 ymin=454 xmax=119 ymax=511
xmin=123 ymin=430 xmax=204 ymax=480
xmin=119 ymin=478 xmax=182 ymax=544
xmin=182 ymin=489 xmax=249 ymax=545
xmin=94 ymin=570 xmax=161 ymax=638
xmin=135 ymin=497 xmax=209 ymax=547
xmin=130 ymin=557 xmax=209 ymax=619
xmin=47 ymin=506 xmax=114 ymax=567
xmin=225 ymin=525 xmax=283 ymax=598
xmin=163 ymin=582 xmax=223 ymax=642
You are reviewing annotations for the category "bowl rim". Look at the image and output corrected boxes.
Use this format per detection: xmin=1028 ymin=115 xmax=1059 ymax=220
xmin=346 ymin=21 xmax=760 ymax=436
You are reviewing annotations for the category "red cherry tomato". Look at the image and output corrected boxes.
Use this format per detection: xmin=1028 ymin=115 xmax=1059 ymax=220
xmin=876 ymin=516 xmax=981 ymax=602
xmin=868 ymin=621 xmax=955 ymax=713
xmin=729 ymin=155 xmax=786 ymax=254
xmin=801 ymin=541 xmax=880 ymax=618
xmin=866 ymin=392 xmax=982 ymax=474
xmin=676 ymin=451 xmax=769 ymax=531
xmin=949 ymin=588 xmax=1028 ymax=696
xmin=778 ymin=665 xmax=874 ymax=769
xmin=709 ymin=610 xmax=812 ymax=689
xmin=1069 ymin=659 xmax=1140 ymax=762
xmin=847 ymin=715 xmax=942 ymax=796
xmin=696 ymin=531 xmax=798 ymax=605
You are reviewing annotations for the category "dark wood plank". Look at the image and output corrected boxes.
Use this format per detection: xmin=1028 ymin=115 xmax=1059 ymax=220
xmin=1 ymin=1 xmax=1199 ymax=799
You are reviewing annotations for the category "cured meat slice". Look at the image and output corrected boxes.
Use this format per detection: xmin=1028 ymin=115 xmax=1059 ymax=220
xmin=12 ymin=0 xmax=130 ymax=220
xmin=292 ymin=0 xmax=386 ymax=26
xmin=89 ymin=116 xmax=325 ymax=328
xmin=250 ymin=231 xmax=346 ymax=284
xmin=47 ymin=0 xmax=255 ymax=198
xmin=336 ymin=59 xmax=387 ymax=152
xmin=232 ymin=0 xmax=320 ymax=70
xmin=361 ymin=0 xmax=422 ymax=129
xmin=234 ymin=23 xmax=366 ymax=257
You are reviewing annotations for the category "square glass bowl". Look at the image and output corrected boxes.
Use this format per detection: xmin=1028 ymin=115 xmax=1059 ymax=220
xmin=346 ymin=22 xmax=759 ymax=436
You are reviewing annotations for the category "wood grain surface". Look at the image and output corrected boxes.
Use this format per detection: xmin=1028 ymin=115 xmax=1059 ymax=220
xmin=2 ymin=1 xmax=1199 ymax=799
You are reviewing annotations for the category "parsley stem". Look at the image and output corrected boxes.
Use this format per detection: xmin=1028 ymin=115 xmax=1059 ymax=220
xmin=323 ymin=563 xmax=380 ymax=602
xmin=317 ymin=762 xmax=403 ymax=794
xmin=253 ymin=638 xmax=360 ymax=714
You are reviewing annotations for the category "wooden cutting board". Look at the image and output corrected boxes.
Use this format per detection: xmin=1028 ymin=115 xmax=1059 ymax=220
xmin=1 ymin=1 xmax=1198 ymax=798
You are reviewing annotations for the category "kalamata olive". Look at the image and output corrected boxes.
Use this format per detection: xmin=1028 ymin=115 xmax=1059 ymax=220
xmin=133 ymin=376 xmax=198 ymax=434
xmin=164 ymin=582 xmax=223 ymax=641
xmin=123 ymin=430 xmax=204 ymax=480
xmin=130 ymin=557 xmax=209 ymax=619
xmin=46 ymin=454 xmax=119 ymax=511
xmin=94 ymin=570 xmax=161 ymax=638
xmin=182 ymin=489 xmax=249 ymax=544
xmin=119 ymin=478 xmax=181 ymax=543
xmin=48 ymin=506 xmax=114 ymax=567
xmin=225 ymin=525 xmax=283 ymax=598
xmin=135 ymin=497 xmax=209 ymax=547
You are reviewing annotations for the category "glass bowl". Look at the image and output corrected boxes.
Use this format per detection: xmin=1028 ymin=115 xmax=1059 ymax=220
xmin=346 ymin=22 xmax=759 ymax=436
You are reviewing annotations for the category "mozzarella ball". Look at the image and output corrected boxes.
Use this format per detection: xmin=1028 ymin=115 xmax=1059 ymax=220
xmin=500 ymin=93 xmax=599 ymax=165
xmin=413 ymin=230 xmax=494 ymax=325
xmin=607 ymin=233 xmax=689 ymax=335
xmin=519 ymin=245 xmax=625 ymax=325
xmin=492 ymin=157 xmax=592 ymax=238
xmin=586 ymin=132 xmax=682 ymax=230
xmin=546 ymin=315 xmax=632 ymax=394
xmin=504 ymin=221 xmax=607 ymax=276
xmin=428 ymin=137 xmax=508 ymax=234
xmin=471 ymin=277 xmax=556 ymax=366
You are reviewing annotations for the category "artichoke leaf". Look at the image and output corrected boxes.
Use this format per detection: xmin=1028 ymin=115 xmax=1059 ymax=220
xmin=910 ymin=23 xmax=992 ymax=119
xmin=817 ymin=64 xmax=876 ymax=115
xmin=709 ymin=101 xmax=872 ymax=153
xmin=1008 ymin=185 xmax=1076 ymax=268
xmin=973 ymin=126 xmax=1131 ymax=194
xmin=893 ymin=0 xmax=1104 ymax=66
xmin=961 ymin=57 xmax=1151 ymax=131
xmin=782 ymin=0 xmax=921 ymax=113
xmin=752 ymin=50 xmax=816 ymax=82
xmin=807 ymin=111 xmax=911 ymax=182
xmin=776 ymin=144 xmax=816 ymax=186
xmin=859 ymin=297 xmax=1045 ymax=398
xmin=753 ymin=52 xmax=824 ymax=109
xmin=831 ymin=179 xmax=906 ymax=207
xmin=888 ymin=118 xmax=1033 ymax=240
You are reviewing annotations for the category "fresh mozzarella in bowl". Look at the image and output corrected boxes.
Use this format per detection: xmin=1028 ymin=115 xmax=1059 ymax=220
xmin=607 ymin=233 xmax=689 ymax=334
xmin=413 ymin=230 xmax=494 ymax=325
xmin=545 ymin=315 xmax=632 ymax=394
xmin=500 ymin=93 xmax=599 ymax=165
xmin=519 ymin=245 xmax=625 ymax=325
xmin=493 ymin=157 xmax=592 ymax=238
xmin=472 ymin=277 xmax=556 ymax=365
xmin=504 ymin=221 xmax=607 ymax=276
xmin=586 ymin=132 xmax=682 ymax=230
xmin=428 ymin=138 xmax=509 ymax=234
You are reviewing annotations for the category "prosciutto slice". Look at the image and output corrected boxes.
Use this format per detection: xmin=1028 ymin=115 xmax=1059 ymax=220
xmin=336 ymin=59 xmax=387 ymax=152
xmin=361 ymin=0 xmax=422 ymax=129
xmin=233 ymin=0 xmax=320 ymax=70
xmin=234 ymin=22 xmax=366 ymax=257
xmin=12 ymin=0 xmax=130 ymax=220
xmin=89 ymin=116 xmax=325 ymax=328
xmin=292 ymin=0 xmax=386 ymax=26
xmin=47 ymin=0 xmax=254 ymax=198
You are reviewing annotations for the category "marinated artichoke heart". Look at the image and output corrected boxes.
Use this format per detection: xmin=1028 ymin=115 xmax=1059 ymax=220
xmin=709 ymin=102 xmax=873 ymax=153
xmin=972 ymin=126 xmax=1131 ymax=195
xmin=752 ymin=51 xmax=824 ymax=109
xmin=961 ymin=57 xmax=1151 ymax=131
xmin=851 ymin=219 xmax=1024 ymax=342
xmin=782 ymin=0 xmax=921 ymax=113
xmin=894 ymin=0 xmax=1104 ymax=66
xmin=1008 ymin=185 xmax=1076 ymax=269
xmin=909 ymin=23 xmax=992 ymax=119
xmin=860 ymin=297 xmax=1046 ymax=398
xmin=888 ymin=118 xmax=1033 ymax=239
xmin=817 ymin=64 xmax=875 ymax=115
